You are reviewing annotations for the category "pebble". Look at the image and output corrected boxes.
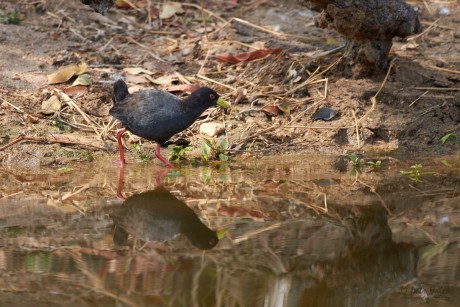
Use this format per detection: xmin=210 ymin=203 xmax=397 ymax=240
xmin=199 ymin=122 xmax=225 ymax=137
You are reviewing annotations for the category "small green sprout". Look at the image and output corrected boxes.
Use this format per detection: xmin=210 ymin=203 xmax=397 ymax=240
xmin=441 ymin=133 xmax=456 ymax=144
xmin=168 ymin=145 xmax=193 ymax=163
xmin=201 ymin=138 xmax=230 ymax=162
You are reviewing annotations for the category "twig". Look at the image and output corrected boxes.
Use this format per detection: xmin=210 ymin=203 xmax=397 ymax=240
xmin=351 ymin=109 xmax=361 ymax=147
xmin=407 ymin=18 xmax=439 ymax=41
xmin=415 ymin=87 xmax=460 ymax=91
xmin=54 ymin=90 xmax=101 ymax=134
xmin=180 ymin=2 xmax=227 ymax=23
xmin=408 ymin=91 xmax=429 ymax=108
xmin=423 ymin=64 xmax=460 ymax=75
xmin=196 ymin=74 xmax=237 ymax=91
xmin=0 ymin=134 xmax=108 ymax=151
xmin=0 ymin=96 xmax=25 ymax=113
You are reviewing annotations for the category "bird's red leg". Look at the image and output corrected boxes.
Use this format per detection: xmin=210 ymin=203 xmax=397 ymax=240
xmin=155 ymin=143 xmax=172 ymax=168
xmin=116 ymin=128 xmax=127 ymax=165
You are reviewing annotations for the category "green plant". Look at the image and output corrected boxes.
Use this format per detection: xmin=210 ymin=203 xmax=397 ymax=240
xmin=441 ymin=133 xmax=457 ymax=144
xmin=441 ymin=133 xmax=460 ymax=170
xmin=400 ymin=164 xmax=436 ymax=183
xmin=349 ymin=153 xmax=362 ymax=167
xmin=168 ymin=144 xmax=193 ymax=163
xmin=0 ymin=11 xmax=20 ymax=25
xmin=201 ymin=138 xmax=230 ymax=162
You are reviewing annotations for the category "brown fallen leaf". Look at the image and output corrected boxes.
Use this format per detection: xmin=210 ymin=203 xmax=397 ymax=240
xmin=47 ymin=63 xmax=88 ymax=84
xmin=115 ymin=0 xmax=134 ymax=9
xmin=261 ymin=105 xmax=281 ymax=116
xmin=159 ymin=2 xmax=184 ymax=19
xmin=145 ymin=74 xmax=178 ymax=85
xmin=234 ymin=88 xmax=248 ymax=104
xmin=125 ymin=74 xmax=148 ymax=85
xmin=216 ymin=48 xmax=283 ymax=64
xmin=60 ymin=85 xmax=88 ymax=96
xmin=41 ymin=95 xmax=61 ymax=114
xmin=123 ymin=67 xmax=154 ymax=75
xmin=167 ymin=84 xmax=200 ymax=93
xmin=143 ymin=60 xmax=175 ymax=73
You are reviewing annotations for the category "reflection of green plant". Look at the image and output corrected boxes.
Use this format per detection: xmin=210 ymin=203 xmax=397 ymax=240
xmin=133 ymin=143 xmax=150 ymax=162
xmin=349 ymin=153 xmax=381 ymax=175
xmin=349 ymin=153 xmax=363 ymax=176
xmin=58 ymin=166 xmax=73 ymax=173
xmin=201 ymin=138 xmax=230 ymax=162
xmin=400 ymin=164 xmax=436 ymax=183
xmin=168 ymin=145 xmax=193 ymax=163
xmin=366 ymin=160 xmax=382 ymax=167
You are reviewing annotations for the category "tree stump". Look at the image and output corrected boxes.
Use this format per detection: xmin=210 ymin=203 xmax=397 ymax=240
xmin=303 ymin=0 xmax=421 ymax=77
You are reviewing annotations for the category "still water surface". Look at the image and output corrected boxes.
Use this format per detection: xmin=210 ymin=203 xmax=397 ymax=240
xmin=0 ymin=154 xmax=459 ymax=306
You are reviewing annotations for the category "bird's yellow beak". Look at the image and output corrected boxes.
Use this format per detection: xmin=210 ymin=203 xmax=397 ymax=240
xmin=217 ymin=97 xmax=230 ymax=109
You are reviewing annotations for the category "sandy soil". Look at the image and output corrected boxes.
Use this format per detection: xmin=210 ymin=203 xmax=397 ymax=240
xmin=0 ymin=0 xmax=459 ymax=168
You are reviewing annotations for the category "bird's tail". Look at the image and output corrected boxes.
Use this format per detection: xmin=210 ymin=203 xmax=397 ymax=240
xmin=113 ymin=79 xmax=129 ymax=103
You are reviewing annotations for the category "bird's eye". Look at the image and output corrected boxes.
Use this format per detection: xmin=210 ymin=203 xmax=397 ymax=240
xmin=209 ymin=94 xmax=216 ymax=100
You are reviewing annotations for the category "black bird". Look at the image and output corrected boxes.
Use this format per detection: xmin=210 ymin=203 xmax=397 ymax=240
xmin=110 ymin=186 xmax=219 ymax=250
xmin=110 ymin=79 xmax=229 ymax=167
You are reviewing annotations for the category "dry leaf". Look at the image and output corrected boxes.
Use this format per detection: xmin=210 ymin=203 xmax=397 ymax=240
xmin=41 ymin=95 xmax=61 ymax=114
xmin=216 ymin=48 xmax=283 ymax=64
xmin=167 ymin=84 xmax=200 ymax=93
xmin=261 ymin=105 xmax=281 ymax=116
xmin=47 ymin=63 xmax=88 ymax=84
xmin=125 ymin=74 xmax=148 ymax=84
xmin=234 ymin=88 xmax=247 ymax=104
xmin=123 ymin=67 xmax=154 ymax=75
xmin=159 ymin=2 xmax=184 ymax=19
xmin=143 ymin=61 xmax=175 ymax=73
xmin=145 ymin=74 xmax=178 ymax=85
xmin=115 ymin=0 xmax=133 ymax=9
xmin=72 ymin=74 xmax=92 ymax=86
xmin=60 ymin=85 xmax=88 ymax=96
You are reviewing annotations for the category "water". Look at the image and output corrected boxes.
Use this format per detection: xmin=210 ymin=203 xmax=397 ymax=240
xmin=0 ymin=154 xmax=459 ymax=306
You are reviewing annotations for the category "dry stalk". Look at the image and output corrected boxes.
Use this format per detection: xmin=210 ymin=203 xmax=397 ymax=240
xmin=55 ymin=90 xmax=102 ymax=135
xmin=358 ymin=58 xmax=395 ymax=124
xmin=0 ymin=95 xmax=25 ymax=113
xmin=408 ymin=90 xmax=429 ymax=108
xmin=351 ymin=109 xmax=361 ymax=147
xmin=407 ymin=18 xmax=440 ymax=41
xmin=0 ymin=134 xmax=108 ymax=152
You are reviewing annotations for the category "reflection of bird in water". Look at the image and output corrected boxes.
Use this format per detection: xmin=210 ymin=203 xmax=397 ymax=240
xmin=110 ymin=186 xmax=219 ymax=250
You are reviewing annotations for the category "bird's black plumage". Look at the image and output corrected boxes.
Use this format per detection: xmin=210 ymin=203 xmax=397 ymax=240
xmin=110 ymin=186 xmax=219 ymax=250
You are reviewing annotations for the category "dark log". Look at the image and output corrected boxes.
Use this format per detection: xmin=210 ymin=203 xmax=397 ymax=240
xmin=303 ymin=0 xmax=421 ymax=77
